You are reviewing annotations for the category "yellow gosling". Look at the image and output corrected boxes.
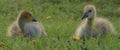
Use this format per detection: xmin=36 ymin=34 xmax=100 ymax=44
xmin=7 ymin=10 xmax=47 ymax=39
xmin=74 ymin=5 xmax=117 ymax=40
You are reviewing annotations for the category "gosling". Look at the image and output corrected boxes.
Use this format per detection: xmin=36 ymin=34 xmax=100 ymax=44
xmin=7 ymin=10 xmax=47 ymax=39
xmin=73 ymin=5 xmax=117 ymax=40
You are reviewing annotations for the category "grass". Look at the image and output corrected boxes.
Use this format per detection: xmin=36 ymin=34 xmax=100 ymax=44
xmin=0 ymin=0 xmax=120 ymax=50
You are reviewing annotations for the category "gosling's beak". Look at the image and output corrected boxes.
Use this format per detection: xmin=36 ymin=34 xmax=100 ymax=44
xmin=32 ymin=17 xmax=37 ymax=22
xmin=81 ymin=12 xmax=88 ymax=19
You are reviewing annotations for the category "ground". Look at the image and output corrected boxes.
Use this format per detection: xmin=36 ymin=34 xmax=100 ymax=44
xmin=0 ymin=0 xmax=120 ymax=50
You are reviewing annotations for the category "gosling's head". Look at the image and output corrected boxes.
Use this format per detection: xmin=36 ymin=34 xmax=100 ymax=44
xmin=18 ymin=10 xmax=37 ymax=22
xmin=82 ymin=5 xmax=96 ymax=19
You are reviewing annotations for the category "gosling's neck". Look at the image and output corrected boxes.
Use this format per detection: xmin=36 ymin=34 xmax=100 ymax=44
xmin=87 ymin=17 xmax=95 ymax=28
xmin=18 ymin=18 xmax=25 ymax=30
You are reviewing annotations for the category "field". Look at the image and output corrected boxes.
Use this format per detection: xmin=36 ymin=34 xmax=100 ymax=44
xmin=0 ymin=0 xmax=120 ymax=50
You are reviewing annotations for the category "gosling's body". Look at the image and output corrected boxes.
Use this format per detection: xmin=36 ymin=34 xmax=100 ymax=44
xmin=24 ymin=22 xmax=47 ymax=39
xmin=74 ymin=5 xmax=116 ymax=38
xmin=75 ymin=17 xmax=116 ymax=38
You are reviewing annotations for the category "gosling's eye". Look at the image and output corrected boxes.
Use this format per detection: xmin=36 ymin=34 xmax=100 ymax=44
xmin=29 ymin=14 xmax=32 ymax=16
xmin=88 ymin=10 xmax=92 ymax=12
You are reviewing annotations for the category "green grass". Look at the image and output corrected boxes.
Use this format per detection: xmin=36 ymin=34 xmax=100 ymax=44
xmin=0 ymin=0 xmax=120 ymax=50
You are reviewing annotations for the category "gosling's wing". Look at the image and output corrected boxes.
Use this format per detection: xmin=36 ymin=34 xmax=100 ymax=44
xmin=94 ymin=17 xmax=117 ymax=34
xmin=37 ymin=22 xmax=47 ymax=36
